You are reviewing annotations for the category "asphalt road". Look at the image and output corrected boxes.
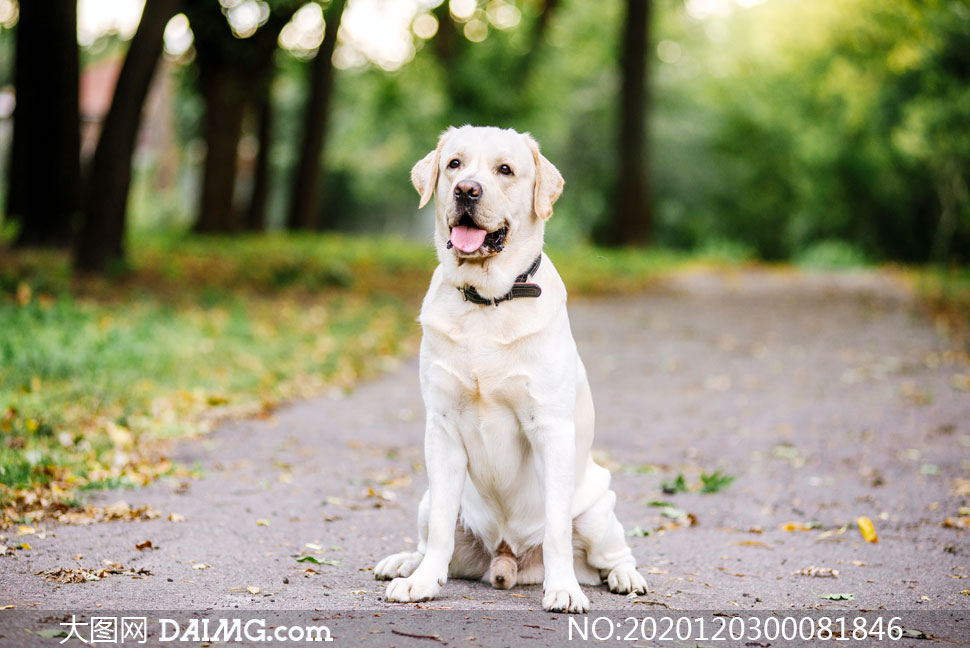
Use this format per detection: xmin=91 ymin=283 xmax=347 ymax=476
xmin=2 ymin=268 xmax=968 ymax=647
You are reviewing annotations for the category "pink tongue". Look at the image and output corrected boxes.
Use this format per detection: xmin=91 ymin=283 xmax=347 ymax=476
xmin=450 ymin=225 xmax=487 ymax=253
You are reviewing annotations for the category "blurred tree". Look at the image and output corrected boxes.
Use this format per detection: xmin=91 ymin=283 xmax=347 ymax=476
xmin=686 ymin=0 xmax=970 ymax=262
xmin=6 ymin=1 xmax=79 ymax=247
xmin=244 ymin=90 xmax=274 ymax=231
xmin=186 ymin=0 xmax=297 ymax=233
xmin=892 ymin=1 xmax=970 ymax=263
xmin=428 ymin=0 xmax=560 ymax=125
xmin=287 ymin=0 xmax=347 ymax=230
xmin=595 ymin=0 xmax=651 ymax=246
xmin=75 ymin=0 xmax=182 ymax=272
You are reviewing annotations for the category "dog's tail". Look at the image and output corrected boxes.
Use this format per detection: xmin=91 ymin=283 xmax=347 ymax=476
xmin=489 ymin=541 xmax=517 ymax=589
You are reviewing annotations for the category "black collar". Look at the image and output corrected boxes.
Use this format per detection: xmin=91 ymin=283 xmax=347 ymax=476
xmin=458 ymin=255 xmax=542 ymax=306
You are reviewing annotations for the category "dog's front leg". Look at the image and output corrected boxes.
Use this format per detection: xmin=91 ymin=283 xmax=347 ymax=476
xmin=385 ymin=415 xmax=466 ymax=603
xmin=535 ymin=419 xmax=591 ymax=614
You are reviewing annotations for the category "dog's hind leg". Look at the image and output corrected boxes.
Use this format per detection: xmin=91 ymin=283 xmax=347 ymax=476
xmin=375 ymin=490 xmax=430 ymax=580
xmin=448 ymin=523 xmax=490 ymax=581
xmin=573 ymin=490 xmax=647 ymax=595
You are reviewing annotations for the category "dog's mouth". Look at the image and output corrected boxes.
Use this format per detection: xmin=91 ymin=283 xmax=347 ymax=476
xmin=447 ymin=213 xmax=508 ymax=255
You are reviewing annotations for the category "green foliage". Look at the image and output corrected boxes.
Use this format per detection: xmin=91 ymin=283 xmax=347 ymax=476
xmin=699 ymin=470 xmax=735 ymax=494
xmin=658 ymin=470 xmax=735 ymax=494
xmin=660 ymin=473 xmax=687 ymax=494
xmin=652 ymin=0 xmax=970 ymax=262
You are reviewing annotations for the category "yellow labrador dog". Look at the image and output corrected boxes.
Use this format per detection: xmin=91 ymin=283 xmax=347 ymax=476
xmin=375 ymin=126 xmax=647 ymax=613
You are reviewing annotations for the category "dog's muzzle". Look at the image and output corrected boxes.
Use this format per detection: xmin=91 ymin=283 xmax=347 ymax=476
xmin=447 ymin=180 xmax=507 ymax=255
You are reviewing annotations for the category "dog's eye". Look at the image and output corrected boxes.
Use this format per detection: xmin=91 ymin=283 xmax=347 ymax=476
xmin=447 ymin=159 xmax=461 ymax=169
xmin=498 ymin=164 xmax=513 ymax=176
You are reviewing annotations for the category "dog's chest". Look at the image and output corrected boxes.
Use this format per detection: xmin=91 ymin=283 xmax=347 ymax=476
xmin=421 ymin=310 xmax=539 ymax=409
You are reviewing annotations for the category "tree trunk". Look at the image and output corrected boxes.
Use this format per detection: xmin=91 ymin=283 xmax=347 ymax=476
xmin=244 ymin=80 xmax=274 ymax=231
xmin=75 ymin=0 xmax=181 ymax=272
xmin=287 ymin=0 xmax=347 ymax=231
xmin=7 ymin=2 xmax=79 ymax=247
xmin=187 ymin=0 xmax=295 ymax=233
xmin=193 ymin=69 xmax=248 ymax=233
xmin=598 ymin=0 xmax=652 ymax=246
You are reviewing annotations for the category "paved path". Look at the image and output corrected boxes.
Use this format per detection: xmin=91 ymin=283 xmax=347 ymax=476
xmin=2 ymin=268 xmax=969 ymax=645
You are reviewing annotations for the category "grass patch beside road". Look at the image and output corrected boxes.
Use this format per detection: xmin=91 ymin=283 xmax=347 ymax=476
xmin=908 ymin=266 xmax=970 ymax=346
xmin=0 ymin=233 xmax=688 ymax=523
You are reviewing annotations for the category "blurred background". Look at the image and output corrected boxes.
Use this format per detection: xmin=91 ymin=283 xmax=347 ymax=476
xmin=1 ymin=0 xmax=968 ymax=265
xmin=1 ymin=0 xmax=969 ymax=515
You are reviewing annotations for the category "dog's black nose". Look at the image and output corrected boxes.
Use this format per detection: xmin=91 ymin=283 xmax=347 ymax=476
xmin=454 ymin=180 xmax=482 ymax=200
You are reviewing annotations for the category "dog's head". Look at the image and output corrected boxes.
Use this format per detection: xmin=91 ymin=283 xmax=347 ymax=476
xmin=411 ymin=126 xmax=564 ymax=285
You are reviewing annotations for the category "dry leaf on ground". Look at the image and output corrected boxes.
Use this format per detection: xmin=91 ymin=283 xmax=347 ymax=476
xmin=39 ymin=563 xmax=151 ymax=583
xmin=856 ymin=516 xmax=879 ymax=543
xmin=57 ymin=501 xmax=160 ymax=525
xmin=39 ymin=568 xmax=106 ymax=583
xmin=781 ymin=522 xmax=813 ymax=532
xmin=793 ymin=566 xmax=840 ymax=578
xmin=731 ymin=541 xmax=773 ymax=548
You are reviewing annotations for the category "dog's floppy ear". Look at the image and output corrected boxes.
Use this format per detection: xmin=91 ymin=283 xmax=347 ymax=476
xmin=525 ymin=134 xmax=564 ymax=221
xmin=411 ymin=129 xmax=452 ymax=208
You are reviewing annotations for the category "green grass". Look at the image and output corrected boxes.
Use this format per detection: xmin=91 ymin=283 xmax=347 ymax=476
xmin=0 ymin=232 xmax=691 ymax=520
xmin=794 ymin=239 xmax=870 ymax=270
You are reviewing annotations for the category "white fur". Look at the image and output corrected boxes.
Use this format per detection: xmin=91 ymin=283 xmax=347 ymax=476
xmin=376 ymin=126 xmax=647 ymax=613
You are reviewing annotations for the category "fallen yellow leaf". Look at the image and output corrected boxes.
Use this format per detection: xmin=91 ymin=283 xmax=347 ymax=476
xmin=256 ymin=519 xmax=270 ymax=527
xmin=781 ymin=522 xmax=812 ymax=532
xmin=731 ymin=540 xmax=772 ymax=548
xmin=15 ymin=526 xmax=35 ymax=536
xmin=20 ymin=543 xmax=31 ymax=551
xmin=168 ymin=512 xmax=186 ymax=523
xmin=856 ymin=516 xmax=878 ymax=543
xmin=943 ymin=517 xmax=970 ymax=529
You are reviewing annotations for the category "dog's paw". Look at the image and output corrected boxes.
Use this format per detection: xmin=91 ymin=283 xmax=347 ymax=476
xmin=542 ymin=583 xmax=591 ymax=614
xmin=607 ymin=564 xmax=647 ymax=595
xmin=385 ymin=575 xmax=441 ymax=603
xmin=374 ymin=551 xmax=424 ymax=580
